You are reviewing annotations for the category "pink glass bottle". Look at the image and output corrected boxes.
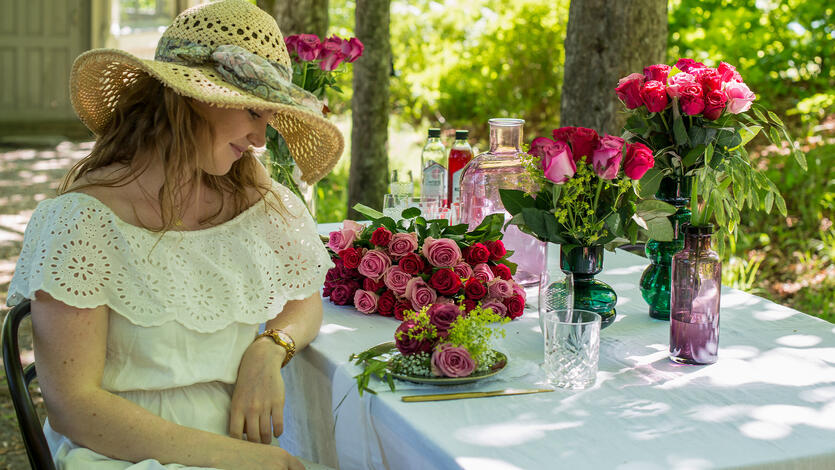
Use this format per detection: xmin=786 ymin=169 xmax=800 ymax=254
xmin=459 ymin=118 xmax=546 ymax=287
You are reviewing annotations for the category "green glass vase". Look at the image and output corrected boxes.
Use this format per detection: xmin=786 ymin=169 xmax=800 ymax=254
xmin=560 ymin=245 xmax=617 ymax=329
xmin=639 ymin=176 xmax=692 ymax=320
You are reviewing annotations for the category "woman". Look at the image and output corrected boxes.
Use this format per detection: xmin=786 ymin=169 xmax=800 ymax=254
xmin=5 ymin=1 xmax=341 ymax=469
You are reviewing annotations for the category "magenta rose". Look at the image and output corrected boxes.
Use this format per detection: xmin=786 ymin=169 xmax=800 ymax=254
xmin=393 ymin=299 xmax=412 ymax=321
xmin=319 ymin=35 xmax=345 ymax=71
xmin=388 ymin=232 xmax=418 ymax=258
xmin=724 ymin=81 xmax=755 ymax=114
xmin=567 ymin=127 xmax=600 ymax=163
xmin=377 ymin=290 xmax=396 ymax=317
xmin=703 ymin=89 xmax=728 ymax=121
xmin=295 ymin=34 xmax=321 ymax=61
xmin=551 ymin=127 xmax=577 ymax=143
xmin=405 ymin=277 xmax=438 ymax=311
xmin=431 ymin=344 xmax=477 ymax=378
xmin=512 ymin=283 xmax=526 ymax=301
xmin=284 ymin=35 xmax=300 ymax=56
xmin=717 ymin=62 xmax=742 ymax=83
xmin=341 ymin=37 xmax=364 ymax=62
xmin=395 ymin=322 xmax=434 ymax=356
xmin=422 ymin=237 xmax=462 ymax=268
xmin=428 ymin=269 xmax=463 ymax=296
xmin=674 ymin=58 xmax=706 ymax=74
xmin=491 ymin=263 xmax=512 ymax=281
xmin=472 ymin=263 xmax=495 ymax=283
xmin=398 ymin=253 xmax=425 ymax=275
xmin=640 ymin=80 xmax=668 ymax=113
xmin=679 ymin=84 xmax=705 ymax=116
xmin=624 ymin=142 xmax=655 ymax=180
xmin=591 ymin=135 xmax=625 ymax=180
xmin=540 ymin=139 xmax=576 ymax=184
xmin=427 ymin=303 xmax=463 ymax=336
xmin=643 ymin=63 xmax=671 ymax=83
xmin=327 ymin=229 xmax=357 ymax=253
xmin=330 ymin=280 xmax=360 ymax=306
xmin=487 ymin=278 xmax=514 ymax=299
xmin=325 ymin=266 xmax=340 ymax=283
xmin=666 ymin=72 xmax=697 ymax=98
xmin=383 ymin=265 xmax=412 ymax=296
xmin=357 ymin=250 xmax=392 ymax=281
xmin=615 ymin=73 xmax=645 ymax=109
xmin=693 ymin=67 xmax=722 ymax=93
xmin=353 ymin=289 xmax=379 ymax=314
xmin=481 ymin=299 xmax=508 ymax=317
xmin=486 ymin=240 xmax=506 ymax=260
xmin=453 ymin=262 xmax=474 ymax=281
xmin=370 ymin=226 xmax=392 ymax=247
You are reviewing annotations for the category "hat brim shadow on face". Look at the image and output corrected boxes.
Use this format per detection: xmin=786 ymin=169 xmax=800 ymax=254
xmin=70 ymin=48 xmax=344 ymax=185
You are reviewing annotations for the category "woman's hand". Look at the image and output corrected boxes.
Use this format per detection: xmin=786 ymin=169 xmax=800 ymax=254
xmin=216 ymin=443 xmax=305 ymax=470
xmin=229 ymin=338 xmax=288 ymax=443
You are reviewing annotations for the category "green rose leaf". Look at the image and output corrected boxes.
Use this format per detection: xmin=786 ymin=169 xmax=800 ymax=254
xmin=401 ymin=206 xmax=422 ymax=219
xmin=352 ymin=203 xmax=384 ymax=220
xmin=636 ymin=168 xmax=665 ymax=199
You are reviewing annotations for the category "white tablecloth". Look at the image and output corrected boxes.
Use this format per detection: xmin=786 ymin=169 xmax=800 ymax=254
xmin=279 ymin=223 xmax=835 ymax=470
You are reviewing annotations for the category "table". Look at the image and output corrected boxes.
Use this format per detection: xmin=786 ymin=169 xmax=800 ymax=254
xmin=278 ymin=223 xmax=835 ymax=470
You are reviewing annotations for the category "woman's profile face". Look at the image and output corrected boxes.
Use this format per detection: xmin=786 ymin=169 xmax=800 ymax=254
xmin=191 ymin=101 xmax=273 ymax=175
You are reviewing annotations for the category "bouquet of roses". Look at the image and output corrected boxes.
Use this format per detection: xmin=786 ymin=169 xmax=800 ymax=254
xmin=499 ymin=126 xmax=676 ymax=250
xmin=323 ymin=205 xmax=527 ymax=320
xmin=349 ymin=303 xmax=508 ymax=395
xmin=618 ymin=58 xmax=805 ymax=249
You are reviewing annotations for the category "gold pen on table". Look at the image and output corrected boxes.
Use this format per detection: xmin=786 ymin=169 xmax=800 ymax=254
xmin=401 ymin=388 xmax=554 ymax=402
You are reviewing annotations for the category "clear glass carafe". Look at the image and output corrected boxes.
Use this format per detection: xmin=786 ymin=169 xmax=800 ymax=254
xmin=459 ymin=118 xmax=547 ymax=287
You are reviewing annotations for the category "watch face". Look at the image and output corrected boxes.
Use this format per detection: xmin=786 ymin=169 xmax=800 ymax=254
xmin=277 ymin=330 xmax=294 ymax=346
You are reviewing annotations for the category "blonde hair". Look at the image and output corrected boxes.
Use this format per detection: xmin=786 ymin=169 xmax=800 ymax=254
xmin=61 ymin=75 xmax=277 ymax=231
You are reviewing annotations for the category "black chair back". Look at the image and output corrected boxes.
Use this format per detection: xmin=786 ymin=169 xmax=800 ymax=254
xmin=2 ymin=299 xmax=56 ymax=470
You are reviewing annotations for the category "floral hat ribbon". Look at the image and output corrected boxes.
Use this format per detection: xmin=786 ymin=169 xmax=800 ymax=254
xmin=155 ymin=37 xmax=323 ymax=115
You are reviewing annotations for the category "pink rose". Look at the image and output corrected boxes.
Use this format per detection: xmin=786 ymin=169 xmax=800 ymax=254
xmin=405 ymin=278 xmax=437 ymax=311
xmin=353 ymin=289 xmax=379 ymax=314
xmin=666 ymin=72 xmax=697 ymax=98
xmin=481 ymin=299 xmax=508 ymax=317
xmin=343 ymin=220 xmax=364 ymax=233
xmin=357 ymin=250 xmax=391 ymax=280
xmin=296 ymin=34 xmax=321 ymax=62
xmin=328 ymin=229 xmax=356 ymax=253
xmin=422 ymin=237 xmax=462 ymax=268
xmin=341 ymin=37 xmax=364 ymax=62
xmin=674 ymin=58 xmax=706 ymax=74
xmin=395 ymin=321 xmax=434 ymax=356
xmin=388 ymin=232 xmax=419 ymax=258
xmin=512 ymin=283 xmax=526 ymax=301
xmin=624 ymin=142 xmax=655 ymax=180
xmin=615 ymin=73 xmax=645 ymax=109
xmin=453 ymin=262 xmax=474 ymax=281
xmin=284 ymin=35 xmax=300 ymax=56
xmin=319 ymin=35 xmax=345 ymax=71
xmin=640 ymin=80 xmax=668 ymax=113
xmin=591 ymin=135 xmax=625 ymax=180
xmin=427 ymin=303 xmax=463 ymax=336
xmin=472 ymin=263 xmax=495 ymax=283
xmin=430 ymin=343 xmax=477 ymax=378
xmin=703 ymin=89 xmax=728 ymax=121
xmin=538 ymin=139 xmax=576 ymax=184
xmin=643 ymin=64 xmax=671 ymax=83
xmin=487 ymin=278 xmax=514 ymax=299
xmin=724 ymin=81 xmax=756 ymax=114
xmin=383 ymin=265 xmax=412 ymax=296
xmin=717 ymin=62 xmax=743 ymax=83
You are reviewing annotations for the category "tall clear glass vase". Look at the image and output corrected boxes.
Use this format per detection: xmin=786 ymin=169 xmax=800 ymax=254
xmin=264 ymin=127 xmax=317 ymax=219
xmin=459 ymin=118 xmax=547 ymax=287
xmin=670 ymin=224 xmax=721 ymax=365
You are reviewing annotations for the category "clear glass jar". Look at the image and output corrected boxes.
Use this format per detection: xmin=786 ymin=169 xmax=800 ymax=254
xmin=459 ymin=118 xmax=546 ymax=287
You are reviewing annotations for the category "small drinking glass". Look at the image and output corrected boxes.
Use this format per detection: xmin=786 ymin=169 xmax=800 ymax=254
xmin=389 ymin=169 xmax=414 ymax=196
xmin=382 ymin=193 xmax=408 ymax=219
xmin=542 ymin=308 xmax=601 ymax=390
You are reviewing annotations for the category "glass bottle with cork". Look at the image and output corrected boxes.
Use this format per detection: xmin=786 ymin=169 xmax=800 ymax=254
xmin=419 ymin=128 xmax=447 ymax=204
xmin=447 ymin=129 xmax=473 ymax=207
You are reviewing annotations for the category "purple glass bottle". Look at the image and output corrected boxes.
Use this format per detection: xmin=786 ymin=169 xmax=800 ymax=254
xmin=669 ymin=224 xmax=721 ymax=365
xmin=459 ymin=118 xmax=546 ymax=287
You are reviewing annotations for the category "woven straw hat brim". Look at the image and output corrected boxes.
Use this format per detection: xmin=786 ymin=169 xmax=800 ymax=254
xmin=71 ymin=48 xmax=344 ymax=184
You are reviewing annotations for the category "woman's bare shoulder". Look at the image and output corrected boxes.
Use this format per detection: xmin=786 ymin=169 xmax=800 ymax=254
xmin=64 ymin=164 xmax=140 ymax=220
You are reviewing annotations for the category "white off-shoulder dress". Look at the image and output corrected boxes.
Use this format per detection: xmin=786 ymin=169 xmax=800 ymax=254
xmin=6 ymin=182 xmax=333 ymax=469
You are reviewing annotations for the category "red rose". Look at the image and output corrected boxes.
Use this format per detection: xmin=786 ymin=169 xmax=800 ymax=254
xmin=640 ymin=80 xmax=668 ymax=113
xmin=551 ymin=127 xmax=576 ymax=143
xmin=615 ymin=73 xmax=645 ymax=109
xmin=643 ymin=64 xmax=671 ymax=83
xmin=463 ymin=299 xmax=478 ymax=313
xmin=567 ymin=127 xmax=600 ymax=163
xmin=702 ymin=89 xmax=727 ymax=121
xmin=363 ymin=277 xmax=386 ymax=292
xmin=398 ymin=253 xmax=425 ymax=275
xmin=325 ymin=266 xmax=341 ymax=283
xmin=376 ymin=290 xmax=397 ymax=317
xmin=693 ymin=68 xmax=722 ymax=93
xmin=486 ymin=240 xmax=507 ymax=260
xmin=428 ymin=268 xmax=463 ymax=296
xmin=491 ymin=263 xmax=512 ymax=281
xmin=329 ymin=280 xmax=360 ymax=306
xmin=394 ymin=299 xmax=412 ymax=321
xmin=624 ymin=143 xmax=655 ymax=180
xmin=338 ymin=248 xmax=361 ymax=269
xmin=464 ymin=278 xmax=487 ymax=300
xmin=394 ymin=321 xmax=434 ymax=355
xmin=370 ymin=226 xmax=392 ymax=247
xmin=503 ymin=294 xmax=525 ymax=319
xmin=465 ymin=243 xmax=490 ymax=265
xmin=679 ymin=84 xmax=705 ymax=116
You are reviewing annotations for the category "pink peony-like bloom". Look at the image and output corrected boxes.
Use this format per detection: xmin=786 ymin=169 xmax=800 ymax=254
xmin=703 ymin=89 xmax=728 ymax=121
xmin=357 ymin=250 xmax=392 ymax=280
xmin=724 ymin=81 xmax=756 ymax=114
xmin=383 ymin=265 xmax=412 ymax=296
xmin=640 ymin=80 xmax=668 ymax=113
xmin=353 ymin=289 xmax=379 ymax=314
xmin=643 ymin=64 xmax=671 ymax=83
xmin=591 ymin=135 xmax=625 ymax=180
xmin=405 ymin=277 xmax=437 ymax=311
xmin=421 ymin=237 xmax=462 ymax=268
xmin=388 ymin=232 xmax=419 ymax=258
xmin=624 ymin=142 xmax=655 ymax=180
xmin=487 ymin=278 xmax=514 ymax=299
xmin=295 ymin=34 xmax=321 ymax=62
xmin=481 ymin=299 xmax=508 ymax=317
xmin=615 ymin=73 xmax=645 ymax=109
xmin=328 ymin=229 xmax=357 ymax=253
xmin=427 ymin=303 xmax=463 ymax=336
xmin=453 ymin=262 xmax=474 ymax=281
xmin=472 ymin=263 xmax=495 ymax=283
xmin=430 ymin=343 xmax=477 ymax=377
xmin=533 ymin=138 xmax=576 ymax=184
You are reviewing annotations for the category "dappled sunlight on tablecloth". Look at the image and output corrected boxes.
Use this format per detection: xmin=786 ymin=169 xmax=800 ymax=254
xmin=454 ymin=418 xmax=582 ymax=447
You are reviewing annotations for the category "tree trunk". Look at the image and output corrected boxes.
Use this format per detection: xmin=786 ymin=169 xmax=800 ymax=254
xmin=347 ymin=0 xmax=391 ymax=220
xmin=561 ymin=0 xmax=667 ymax=135
xmin=256 ymin=0 xmax=328 ymax=38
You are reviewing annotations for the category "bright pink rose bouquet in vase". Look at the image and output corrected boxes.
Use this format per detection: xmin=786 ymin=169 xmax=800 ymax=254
xmin=618 ymin=58 xmax=805 ymax=363
xmin=499 ymin=127 xmax=676 ymax=329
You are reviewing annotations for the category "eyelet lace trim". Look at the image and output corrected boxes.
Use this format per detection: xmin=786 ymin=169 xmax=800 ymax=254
xmin=7 ymin=183 xmax=332 ymax=333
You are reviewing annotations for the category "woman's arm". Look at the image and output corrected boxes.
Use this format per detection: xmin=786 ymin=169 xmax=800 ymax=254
xmin=31 ymin=290 xmax=304 ymax=470
xmin=229 ymin=292 xmax=323 ymax=442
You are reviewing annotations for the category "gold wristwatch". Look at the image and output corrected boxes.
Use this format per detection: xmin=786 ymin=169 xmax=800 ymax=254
xmin=256 ymin=328 xmax=296 ymax=367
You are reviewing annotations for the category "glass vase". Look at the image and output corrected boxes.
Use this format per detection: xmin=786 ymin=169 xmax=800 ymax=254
xmin=639 ymin=175 xmax=692 ymax=320
xmin=459 ymin=118 xmax=547 ymax=287
xmin=264 ymin=129 xmax=317 ymax=219
xmin=560 ymin=245 xmax=617 ymax=329
xmin=669 ymin=224 xmax=721 ymax=365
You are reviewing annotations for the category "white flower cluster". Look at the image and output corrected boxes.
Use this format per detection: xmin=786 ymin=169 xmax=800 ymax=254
xmin=474 ymin=349 xmax=499 ymax=373
xmin=391 ymin=351 xmax=432 ymax=377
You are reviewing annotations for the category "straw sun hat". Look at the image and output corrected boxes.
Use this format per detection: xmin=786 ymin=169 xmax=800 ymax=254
xmin=70 ymin=0 xmax=343 ymax=184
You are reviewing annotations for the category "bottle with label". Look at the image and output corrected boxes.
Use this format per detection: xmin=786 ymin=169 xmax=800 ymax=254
xmin=419 ymin=128 xmax=448 ymax=203
xmin=447 ymin=130 xmax=473 ymax=207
